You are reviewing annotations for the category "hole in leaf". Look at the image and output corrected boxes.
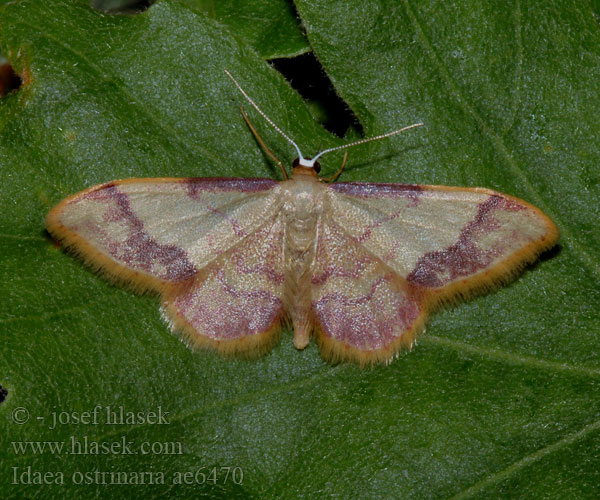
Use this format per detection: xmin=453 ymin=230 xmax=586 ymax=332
xmin=91 ymin=0 xmax=153 ymax=13
xmin=271 ymin=52 xmax=362 ymax=138
xmin=0 ymin=62 xmax=22 ymax=96
xmin=0 ymin=385 xmax=7 ymax=404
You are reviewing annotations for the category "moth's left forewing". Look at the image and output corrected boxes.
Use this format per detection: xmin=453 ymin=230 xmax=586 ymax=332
xmin=316 ymin=182 xmax=558 ymax=363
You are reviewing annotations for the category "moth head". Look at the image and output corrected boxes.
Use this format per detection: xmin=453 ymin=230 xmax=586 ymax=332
xmin=292 ymin=157 xmax=321 ymax=176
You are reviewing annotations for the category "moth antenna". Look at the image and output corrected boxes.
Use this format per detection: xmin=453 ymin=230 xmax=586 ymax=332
xmin=225 ymin=70 xmax=305 ymax=161
xmin=311 ymin=122 xmax=424 ymax=162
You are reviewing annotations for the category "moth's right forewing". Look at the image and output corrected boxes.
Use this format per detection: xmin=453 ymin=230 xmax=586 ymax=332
xmin=326 ymin=182 xmax=558 ymax=295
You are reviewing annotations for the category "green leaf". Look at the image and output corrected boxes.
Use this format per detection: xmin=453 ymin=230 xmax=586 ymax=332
xmin=1 ymin=1 xmax=598 ymax=499
xmin=90 ymin=0 xmax=310 ymax=59
xmin=177 ymin=0 xmax=310 ymax=59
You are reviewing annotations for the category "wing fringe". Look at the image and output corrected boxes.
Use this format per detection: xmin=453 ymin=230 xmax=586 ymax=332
xmin=161 ymin=293 xmax=285 ymax=358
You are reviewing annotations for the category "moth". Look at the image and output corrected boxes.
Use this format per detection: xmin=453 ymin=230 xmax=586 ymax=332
xmin=46 ymin=72 xmax=558 ymax=365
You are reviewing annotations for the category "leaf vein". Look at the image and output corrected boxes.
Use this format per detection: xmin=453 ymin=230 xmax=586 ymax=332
xmin=424 ymin=335 xmax=600 ymax=377
xmin=449 ymin=418 xmax=600 ymax=499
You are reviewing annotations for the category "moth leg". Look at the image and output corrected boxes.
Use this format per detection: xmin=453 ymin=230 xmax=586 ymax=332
xmin=240 ymin=106 xmax=288 ymax=180
xmin=322 ymin=152 xmax=348 ymax=183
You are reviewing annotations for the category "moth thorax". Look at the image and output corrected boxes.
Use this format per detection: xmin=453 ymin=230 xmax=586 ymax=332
xmin=293 ymin=157 xmax=321 ymax=174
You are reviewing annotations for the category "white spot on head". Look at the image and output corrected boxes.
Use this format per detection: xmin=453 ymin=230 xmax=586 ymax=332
xmin=298 ymin=158 xmax=316 ymax=168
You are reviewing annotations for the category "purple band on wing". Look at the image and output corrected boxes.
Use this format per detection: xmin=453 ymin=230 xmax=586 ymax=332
xmin=82 ymin=185 xmax=196 ymax=281
xmin=231 ymin=251 xmax=285 ymax=285
xmin=186 ymin=177 xmax=278 ymax=197
xmin=173 ymin=269 xmax=283 ymax=339
xmin=168 ymin=212 xmax=285 ymax=340
xmin=407 ymin=195 xmax=524 ymax=287
xmin=311 ymin=252 xmax=373 ymax=285
xmin=357 ymin=206 xmax=406 ymax=243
